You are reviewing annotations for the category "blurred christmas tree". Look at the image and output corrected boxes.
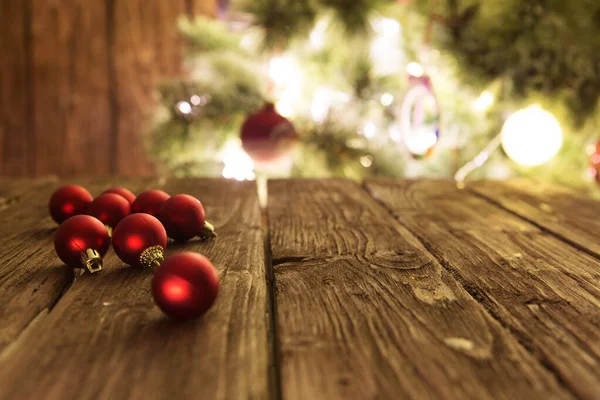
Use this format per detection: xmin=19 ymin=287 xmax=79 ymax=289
xmin=149 ymin=0 xmax=600 ymax=192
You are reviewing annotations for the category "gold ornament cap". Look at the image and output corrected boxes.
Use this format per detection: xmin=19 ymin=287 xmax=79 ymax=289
xmin=80 ymin=249 xmax=103 ymax=274
xmin=198 ymin=221 xmax=217 ymax=239
xmin=139 ymin=245 xmax=164 ymax=269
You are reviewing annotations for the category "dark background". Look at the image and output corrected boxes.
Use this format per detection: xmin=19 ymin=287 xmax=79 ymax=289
xmin=0 ymin=0 xmax=215 ymax=177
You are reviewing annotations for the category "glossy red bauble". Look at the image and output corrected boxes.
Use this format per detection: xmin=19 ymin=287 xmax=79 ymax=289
xmin=49 ymin=185 xmax=93 ymax=224
xmin=112 ymin=213 xmax=168 ymax=268
xmin=131 ymin=190 xmax=170 ymax=216
xmin=240 ymin=103 xmax=297 ymax=166
xmin=86 ymin=193 xmax=131 ymax=231
xmin=158 ymin=194 xmax=206 ymax=241
xmin=101 ymin=187 xmax=136 ymax=205
xmin=54 ymin=215 xmax=110 ymax=273
xmin=152 ymin=252 xmax=219 ymax=320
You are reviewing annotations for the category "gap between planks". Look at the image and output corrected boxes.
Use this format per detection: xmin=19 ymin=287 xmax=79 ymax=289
xmin=263 ymin=216 xmax=283 ymax=400
xmin=362 ymin=181 xmax=591 ymax=400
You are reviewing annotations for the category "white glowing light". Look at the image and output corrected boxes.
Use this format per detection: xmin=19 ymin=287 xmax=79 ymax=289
xmin=370 ymin=17 xmax=403 ymax=76
xmin=388 ymin=124 xmax=402 ymax=142
xmin=360 ymin=155 xmax=374 ymax=168
xmin=404 ymin=131 xmax=438 ymax=156
xmin=380 ymin=93 xmax=394 ymax=106
xmin=311 ymin=88 xmax=333 ymax=122
xmin=269 ymin=56 xmax=298 ymax=86
xmin=221 ymin=142 xmax=255 ymax=181
xmin=176 ymin=101 xmax=192 ymax=115
xmin=190 ymin=95 xmax=201 ymax=106
xmin=406 ymin=62 xmax=424 ymax=77
xmin=361 ymin=121 xmax=377 ymax=139
xmin=276 ymin=101 xmax=294 ymax=118
xmin=372 ymin=17 xmax=401 ymax=36
xmin=309 ymin=19 xmax=329 ymax=50
xmin=501 ymin=105 xmax=563 ymax=166
xmin=473 ymin=91 xmax=494 ymax=112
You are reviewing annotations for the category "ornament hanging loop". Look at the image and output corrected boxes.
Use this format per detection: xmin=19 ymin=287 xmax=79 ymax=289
xmin=80 ymin=249 xmax=103 ymax=274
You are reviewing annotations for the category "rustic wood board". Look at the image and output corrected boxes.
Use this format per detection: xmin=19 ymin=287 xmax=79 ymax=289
xmin=366 ymin=179 xmax=600 ymax=400
xmin=0 ymin=179 xmax=272 ymax=400
xmin=470 ymin=179 xmax=600 ymax=258
xmin=30 ymin=0 xmax=112 ymax=176
xmin=0 ymin=178 xmax=147 ymax=352
xmin=0 ymin=0 xmax=33 ymax=176
xmin=111 ymin=0 xmax=186 ymax=176
xmin=268 ymin=179 xmax=571 ymax=400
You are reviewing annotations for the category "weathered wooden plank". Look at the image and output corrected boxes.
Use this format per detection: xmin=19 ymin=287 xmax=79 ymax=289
xmin=111 ymin=0 xmax=186 ymax=176
xmin=0 ymin=177 xmax=56 ymax=210
xmin=471 ymin=179 xmax=600 ymax=258
xmin=0 ymin=0 xmax=33 ymax=176
xmin=0 ymin=178 xmax=143 ymax=352
xmin=30 ymin=0 xmax=111 ymax=176
xmin=268 ymin=179 xmax=571 ymax=400
xmin=0 ymin=179 xmax=272 ymax=400
xmin=366 ymin=178 xmax=600 ymax=400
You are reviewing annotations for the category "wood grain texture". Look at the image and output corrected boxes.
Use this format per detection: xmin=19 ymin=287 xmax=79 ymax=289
xmin=0 ymin=0 xmax=33 ymax=176
xmin=0 ymin=179 xmax=272 ymax=400
xmin=112 ymin=0 xmax=186 ymax=176
xmin=30 ymin=0 xmax=111 ymax=176
xmin=471 ymin=179 xmax=600 ymax=258
xmin=0 ymin=177 xmax=134 ymax=352
xmin=366 ymin=178 xmax=600 ymax=400
xmin=268 ymin=179 xmax=571 ymax=400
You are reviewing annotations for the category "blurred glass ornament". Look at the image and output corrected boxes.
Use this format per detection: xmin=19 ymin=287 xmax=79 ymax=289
xmin=399 ymin=74 xmax=440 ymax=158
xmin=501 ymin=105 xmax=563 ymax=166
xmin=240 ymin=103 xmax=297 ymax=168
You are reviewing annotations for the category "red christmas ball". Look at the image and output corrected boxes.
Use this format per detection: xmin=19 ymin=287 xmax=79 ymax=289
xmin=101 ymin=187 xmax=136 ymax=205
xmin=131 ymin=190 xmax=170 ymax=216
xmin=158 ymin=194 xmax=206 ymax=241
xmin=54 ymin=215 xmax=110 ymax=273
xmin=86 ymin=193 xmax=131 ymax=231
xmin=240 ymin=103 xmax=297 ymax=166
xmin=112 ymin=213 xmax=168 ymax=269
xmin=152 ymin=252 xmax=219 ymax=320
xmin=49 ymin=185 xmax=93 ymax=224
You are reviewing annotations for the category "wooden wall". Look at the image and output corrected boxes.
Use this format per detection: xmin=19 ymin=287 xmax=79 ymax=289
xmin=0 ymin=0 xmax=215 ymax=177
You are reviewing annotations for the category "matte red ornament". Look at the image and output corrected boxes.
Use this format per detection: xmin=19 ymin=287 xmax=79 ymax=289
xmin=54 ymin=215 xmax=111 ymax=273
xmin=240 ymin=103 xmax=297 ymax=166
xmin=112 ymin=213 xmax=168 ymax=269
xmin=131 ymin=190 xmax=170 ymax=216
xmin=152 ymin=252 xmax=219 ymax=320
xmin=158 ymin=194 xmax=215 ymax=241
xmin=86 ymin=193 xmax=131 ymax=234
xmin=49 ymin=185 xmax=93 ymax=224
xmin=101 ymin=187 xmax=136 ymax=205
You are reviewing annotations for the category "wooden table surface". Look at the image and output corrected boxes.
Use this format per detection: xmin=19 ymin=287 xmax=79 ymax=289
xmin=0 ymin=177 xmax=599 ymax=400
